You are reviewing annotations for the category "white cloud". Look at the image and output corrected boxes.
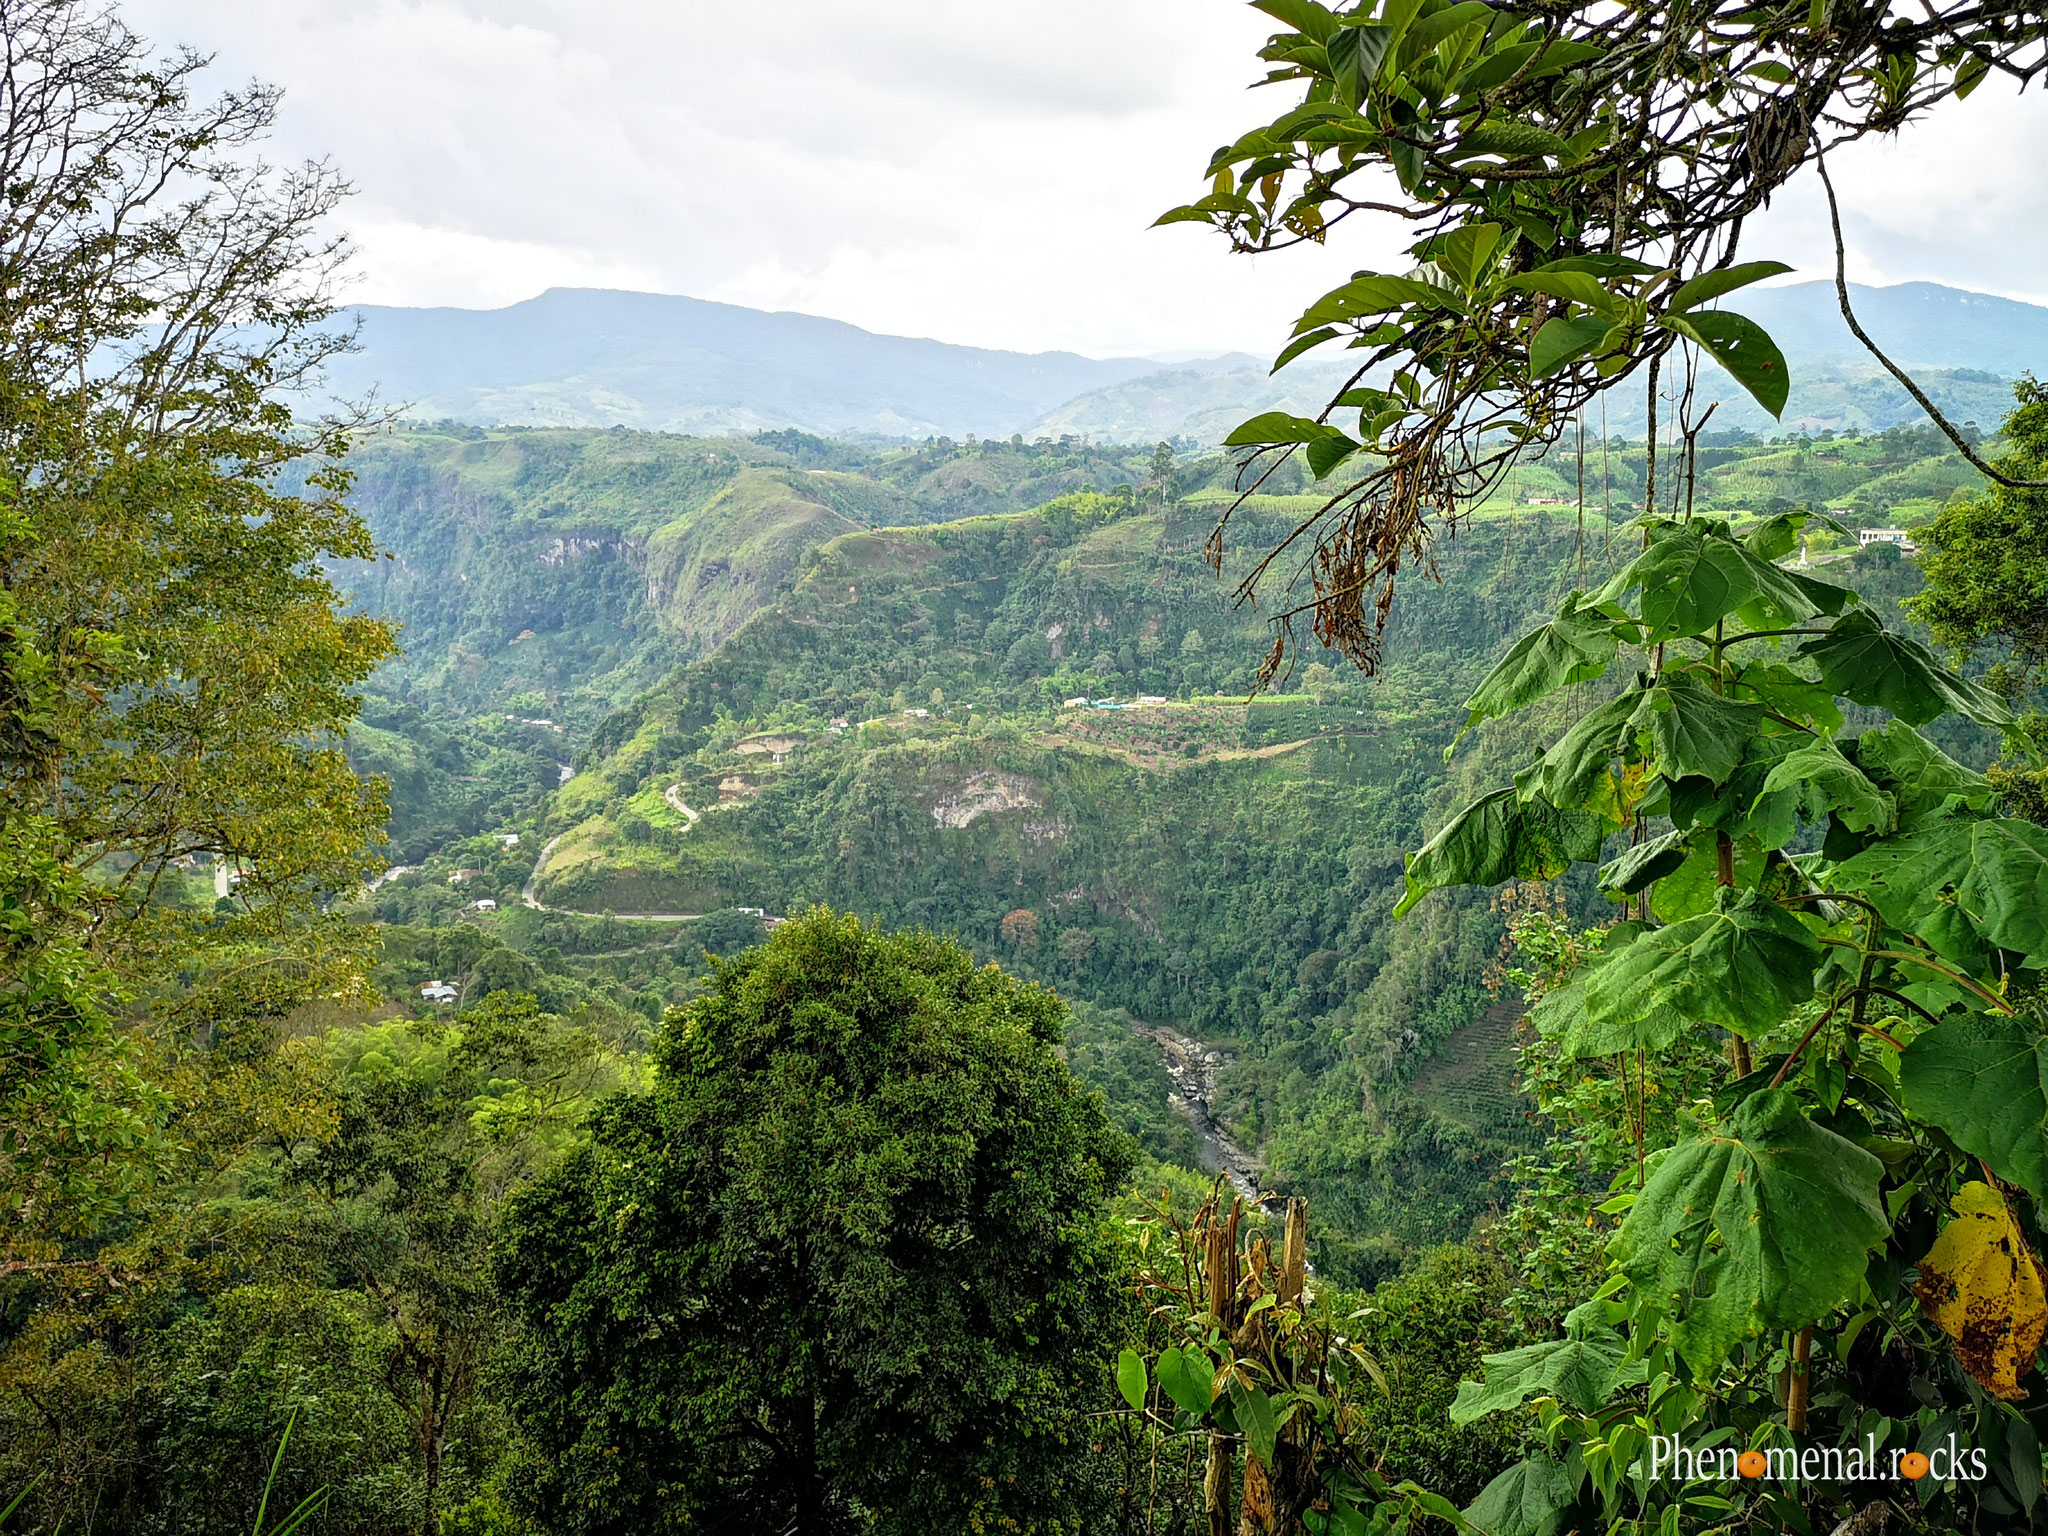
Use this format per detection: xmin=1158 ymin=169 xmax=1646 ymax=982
xmin=121 ymin=0 xmax=2048 ymax=356
xmin=1750 ymin=76 xmax=2048 ymax=307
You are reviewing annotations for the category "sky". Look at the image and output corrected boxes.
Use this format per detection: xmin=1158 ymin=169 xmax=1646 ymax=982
xmin=125 ymin=0 xmax=2048 ymax=360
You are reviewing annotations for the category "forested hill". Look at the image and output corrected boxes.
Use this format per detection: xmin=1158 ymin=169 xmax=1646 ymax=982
xmin=343 ymin=418 xmax=1987 ymax=1271
xmin=335 ymin=425 xmax=1187 ymax=721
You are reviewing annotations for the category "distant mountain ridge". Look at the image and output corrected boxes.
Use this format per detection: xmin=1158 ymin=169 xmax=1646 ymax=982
xmin=324 ymin=280 xmax=2048 ymax=444
xmin=320 ymin=288 xmax=1165 ymax=440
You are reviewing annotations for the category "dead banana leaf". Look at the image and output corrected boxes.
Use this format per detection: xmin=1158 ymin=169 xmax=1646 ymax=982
xmin=1915 ymin=1180 xmax=2048 ymax=1400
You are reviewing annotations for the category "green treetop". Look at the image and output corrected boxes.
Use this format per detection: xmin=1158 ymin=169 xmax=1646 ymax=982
xmin=496 ymin=907 xmax=1136 ymax=1536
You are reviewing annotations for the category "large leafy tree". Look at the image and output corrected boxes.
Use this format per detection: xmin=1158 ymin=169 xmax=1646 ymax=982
xmin=1909 ymin=378 xmax=2048 ymax=820
xmin=496 ymin=907 xmax=1137 ymax=1536
xmin=0 ymin=0 xmax=394 ymax=1271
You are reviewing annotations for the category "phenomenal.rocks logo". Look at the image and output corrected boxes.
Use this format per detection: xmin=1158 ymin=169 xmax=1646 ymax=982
xmin=1649 ymin=1433 xmax=1987 ymax=1484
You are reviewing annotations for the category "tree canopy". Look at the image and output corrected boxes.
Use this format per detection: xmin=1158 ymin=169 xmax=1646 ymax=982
xmin=0 ymin=0 xmax=394 ymax=1276
xmin=496 ymin=908 xmax=1137 ymax=1536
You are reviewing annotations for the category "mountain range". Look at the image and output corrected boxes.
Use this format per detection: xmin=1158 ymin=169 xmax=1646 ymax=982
xmin=320 ymin=279 xmax=2048 ymax=443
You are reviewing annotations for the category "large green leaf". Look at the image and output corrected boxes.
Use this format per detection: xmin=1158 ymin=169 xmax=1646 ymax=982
xmin=1729 ymin=660 xmax=1844 ymax=734
xmin=1232 ymin=1379 xmax=1279 ymax=1466
xmin=1507 ymin=269 xmax=1618 ymax=313
xmin=1516 ymin=687 xmax=1642 ymax=809
xmin=1598 ymin=520 xmax=1825 ymax=642
xmin=1835 ymin=815 xmax=2048 ymax=956
xmin=1801 ymin=610 xmax=2017 ymax=729
xmin=1646 ymin=837 xmax=1778 ymax=924
xmin=1748 ymin=736 xmax=1895 ymax=849
xmin=1296 ymin=272 xmax=1460 ymax=330
xmin=1395 ymin=787 xmax=1605 ymax=917
xmin=1848 ymin=721 xmax=1995 ymax=824
xmin=1957 ymin=820 xmax=2048 ymax=956
xmin=1450 ymin=1301 xmax=1633 ymax=1421
xmin=1436 ymin=222 xmax=1504 ymax=288
xmin=1463 ymin=1457 xmax=1580 ymax=1536
xmin=1154 ymin=1345 xmax=1213 ymax=1415
xmin=1526 ymin=924 xmax=1686 ymax=1059
xmin=1224 ymin=411 xmax=1347 ymax=447
xmin=1458 ymin=592 xmax=1619 ymax=737
xmin=1899 ymin=1014 xmax=2048 ymax=1202
xmin=1327 ymin=21 xmax=1396 ymax=96
xmin=1584 ymin=889 xmax=1822 ymax=1040
xmin=1659 ymin=309 xmax=1789 ymax=418
xmin=1305 ymin=431 xmax=1363 ymax=480
xmin=1833 ymin=813 xmax=1982 ymax=930
xmin=1398 ymin=0 xmax=1494 ymax=67
xmin=1609 ymin=1088 xmax=1888 ymax=1373
xmin=1628 ymin=672 xmax=1764 ymax=784
xmin=1528 ymin=314 xmax=1610 ymax=379
xmin=1115 ymin=1349 xmax=1147 ymax=1411
xmin=1251 ymin=0 xmax=1342 ymax=42
xmin=1664 ymin=260 xmax=1794 ymax=315
xmin=1597 ymin=829 xmax=1689 ymax=897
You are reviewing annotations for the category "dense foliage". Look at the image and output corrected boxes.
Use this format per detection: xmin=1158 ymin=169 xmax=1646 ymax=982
xmin=494 ymin=910 xmax=1137 ymax=1535
xmin=1370 ymin=506 xmax=2048 ymax=1533
xmin=1174 ymin=0 xmax=2047 ymax=678
xmin=0 ymin=0 xmax=392 ymax=1282
xmin=7 ymin=1 xmax=2048 ymax=1531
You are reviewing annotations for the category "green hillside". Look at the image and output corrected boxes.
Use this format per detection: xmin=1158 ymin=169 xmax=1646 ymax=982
xmin=339 ymin=422 xmax=1991 ymax=1269
xmin=342 ymin=416 xmax=1993 ymax=1246
xmin=506 ymin=494 xmax=1631 ymax=1271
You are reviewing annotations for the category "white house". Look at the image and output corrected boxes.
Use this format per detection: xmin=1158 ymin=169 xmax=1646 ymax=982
xmin=467 ymin=898 xmax=498 ymax=913
xmin=1859 ymin=528 xmax=1918 ymax=553
xmin=420 ymin=980 xmax=459 ymax=1004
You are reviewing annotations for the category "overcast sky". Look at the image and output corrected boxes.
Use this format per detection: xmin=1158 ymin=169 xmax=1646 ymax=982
xmin=124 ymin=0 xmax=2048 ymax=359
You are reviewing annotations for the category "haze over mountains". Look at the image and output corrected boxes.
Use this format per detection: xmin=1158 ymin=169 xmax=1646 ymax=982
xmin=323 ymin=280 xmax=2048 ymax=444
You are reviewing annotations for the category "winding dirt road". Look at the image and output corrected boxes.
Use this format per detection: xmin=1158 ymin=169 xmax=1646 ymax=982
xmin=516 ymin=790 xmax=710 ymax=922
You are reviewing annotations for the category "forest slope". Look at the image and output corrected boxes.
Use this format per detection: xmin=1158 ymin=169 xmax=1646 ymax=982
xmin=345 ymin=420 xmax=1990 ymax=1269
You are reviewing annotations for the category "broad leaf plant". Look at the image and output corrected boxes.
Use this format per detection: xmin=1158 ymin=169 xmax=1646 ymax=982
xmin=1397 ymin=513 xmax=2048 ymax=1532
xmin=1121 ymin=508 xmax=2048 ymax=1531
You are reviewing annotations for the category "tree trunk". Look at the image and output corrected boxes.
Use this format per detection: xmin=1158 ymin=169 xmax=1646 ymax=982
xmin=1787 ymin=1326 xmax=1814 ymax=1433
xmin=795 ymin=1396 xmax=822 ymax=1536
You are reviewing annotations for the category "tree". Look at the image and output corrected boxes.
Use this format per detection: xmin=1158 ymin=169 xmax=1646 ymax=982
xmin=297 ymin=995 xmax=622 ymax=1534
xmin=0 ymin=0 xmax=394 ymax=1271
xmin=1001 ymin=907 xmax=1042 ymax=948
xmin=1910 ymin=379 xmax=2048 ymax=695
xmin=1909 ymin=379 xmax=2048 ymax=822
xmin=1170 ymin=0 xmax=2048 ymax=678
xmin=496 ymin=908 xmax=1136 ymax=1535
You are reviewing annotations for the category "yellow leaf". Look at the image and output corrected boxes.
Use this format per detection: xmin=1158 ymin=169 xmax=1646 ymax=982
xmin=1915 ymin=1181 xmax=2048 ymax=1401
